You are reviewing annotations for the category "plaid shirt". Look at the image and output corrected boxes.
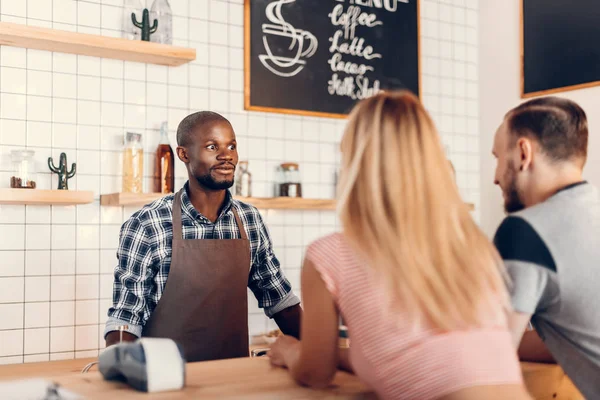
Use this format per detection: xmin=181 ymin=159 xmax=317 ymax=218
xmin=104 ymin=183 xmax=299 ymax=338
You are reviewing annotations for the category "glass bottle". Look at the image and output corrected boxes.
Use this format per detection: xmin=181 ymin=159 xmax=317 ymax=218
xmin=153 ymin=121 xmax=175 ymax=194
xmin=122 ymin=132 xmax=144 ymax=193
xmin=10 ymin=149 xmax=36 ymax=189
xmin=150 ymin=0 xmax=173 ymax=45
xmin=122 ymin=0 xmax=144 ymax=40
xmin=234 ymin=161 xmax=252 ymax=198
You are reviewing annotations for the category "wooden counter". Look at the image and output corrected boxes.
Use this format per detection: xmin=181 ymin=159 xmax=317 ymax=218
xmin=0 ymin=357 xmax=375 ymax=399
xmin=521 ymin=362 xmax=583 ymax=400
xmin=0 ymin=358 xmax=584 ymax=399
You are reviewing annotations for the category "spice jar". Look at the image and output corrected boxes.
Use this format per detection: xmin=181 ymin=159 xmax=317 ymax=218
xmin=278 ymin=163 xmax=302 ymax=198
xmin=10 ymin=149 xmax=37 ymax=189
xmin=122 ymin=132 xmax=144 ymax=193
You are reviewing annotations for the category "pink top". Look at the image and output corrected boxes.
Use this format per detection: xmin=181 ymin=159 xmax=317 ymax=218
xmin=305 ymin=233 xmax=523 ymax=400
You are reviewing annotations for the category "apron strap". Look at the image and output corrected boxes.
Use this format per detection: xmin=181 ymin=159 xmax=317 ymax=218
xmin=172 ymin=189 xmax=184 ymax=240
xmin=231 ymin=207 xmax=248 ymax=240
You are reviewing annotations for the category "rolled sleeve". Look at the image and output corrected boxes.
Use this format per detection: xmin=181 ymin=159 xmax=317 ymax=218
xmin=264 ymin=291 xmax=301 ymax=318
xmin=248 ymin=212 xmax=299 ymax=318
xmin=103 ymin=317 xmax=143 ymax=339
xmin=105 ymin=215 xmax=156 ymax=334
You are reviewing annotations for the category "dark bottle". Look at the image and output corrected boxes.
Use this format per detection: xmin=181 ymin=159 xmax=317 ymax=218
xmin=154 ymin=121 xmax=175 ymax=194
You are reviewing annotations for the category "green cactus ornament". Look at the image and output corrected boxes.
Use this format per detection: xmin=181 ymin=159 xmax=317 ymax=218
xmin=131 ymin=9 xmax=158 ymax=42
xmin=48 ymin=152 xmax=76 ymax=190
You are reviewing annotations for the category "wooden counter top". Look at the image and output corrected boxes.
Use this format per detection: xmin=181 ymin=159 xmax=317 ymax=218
xmin=0 ymin=357 xmax=375 ymax=399
xmin=520 ymin=362 xmax=583 ymax=400
xmin=0 ymin=358 xmax=583 ymax=399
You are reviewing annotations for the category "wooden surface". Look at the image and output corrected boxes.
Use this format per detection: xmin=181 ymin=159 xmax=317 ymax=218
xmin=521 ymin=362 xmax=584 ymax=400
xmin=0 ymin=22 xmax=196 ymax=66
xmin=0 ymin=188 xmax=94 ymax=205
xmin=0 ymin=357 xmax=374 ymax=399
xmin=100 ymin=192 xmax=168 ymax=207
xmin=100 ymin=192 xmax=338 ymax=210
xmin=101 ymin=192 xmax=475 ymax=212
xmin=0 ymin=357 xmax=585 ymax=399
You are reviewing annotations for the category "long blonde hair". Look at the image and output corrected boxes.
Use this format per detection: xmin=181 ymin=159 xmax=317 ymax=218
xmin=337 ymin=90 xmax=509 ymax=330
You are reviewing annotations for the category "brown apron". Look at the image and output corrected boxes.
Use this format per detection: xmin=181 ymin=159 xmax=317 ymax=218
xmin=142 ymin=190 xmax=250 ymax=362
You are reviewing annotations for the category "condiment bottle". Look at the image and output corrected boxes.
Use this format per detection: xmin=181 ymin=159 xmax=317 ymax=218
xmin=234 ymin=161 xmax=252 ymax=197
xmin=153 ymin=121 xmax=174 ymax=194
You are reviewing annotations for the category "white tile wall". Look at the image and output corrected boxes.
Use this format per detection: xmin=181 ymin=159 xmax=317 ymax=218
xmin=0 ymin=0 xmax=479 ymax=363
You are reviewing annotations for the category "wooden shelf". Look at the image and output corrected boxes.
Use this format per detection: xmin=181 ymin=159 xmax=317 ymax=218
xmin=100 ymin=192 xmax=336 ymax=210
xmin=100 ymin=192 xmax=167 ymax=207
xmin=0 ymin=22 xmax=196 ymax=66
xmin=240 ymin=197 xmax=336 ymax=210
xmin=0 ymin=189 xmax=94 ymax=205
xmin=100 ymin=193 xmax=475 ymax=211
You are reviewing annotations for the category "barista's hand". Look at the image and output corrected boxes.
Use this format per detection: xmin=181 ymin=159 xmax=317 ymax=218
xmin=268 ymin=335 xmax=300 ymax=368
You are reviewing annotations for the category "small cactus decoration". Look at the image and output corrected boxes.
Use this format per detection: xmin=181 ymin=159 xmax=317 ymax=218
xmin=48 ymin=152 xmax=76 ymax=190
xmin=131 ymin=9 xmax=158 ymax=42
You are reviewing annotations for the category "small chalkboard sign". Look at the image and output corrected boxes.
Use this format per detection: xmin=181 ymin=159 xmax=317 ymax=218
xmin=521 ymin=0 xmax=600 ymax=97
xmin=244 ymin=0 xmax=420 ymax=119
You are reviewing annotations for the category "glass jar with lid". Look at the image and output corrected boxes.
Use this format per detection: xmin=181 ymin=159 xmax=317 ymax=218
xmin=122 ymin=132 xmax=144 ymax=193
xmin=10 ymin=149 xmax=37 ymax=189
xmin=278 ymin=162 xmax=302 ymax=198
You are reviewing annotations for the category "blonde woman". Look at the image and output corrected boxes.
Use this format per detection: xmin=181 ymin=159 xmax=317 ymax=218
xmin=268 ymin=91 xmax=531 ymax=400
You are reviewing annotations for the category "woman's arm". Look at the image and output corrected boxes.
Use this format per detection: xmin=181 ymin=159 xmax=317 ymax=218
xmin=338 ymin=347 xmax=353 ymax=373
xmin=269 ymin=259 xmax=340 ymax=388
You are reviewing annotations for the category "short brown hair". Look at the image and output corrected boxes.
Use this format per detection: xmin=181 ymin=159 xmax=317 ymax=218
xmin=505 ymin=96 xmax=588 ymax=164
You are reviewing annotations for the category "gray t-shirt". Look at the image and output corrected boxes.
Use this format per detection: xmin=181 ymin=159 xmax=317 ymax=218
xmin=494 ymin=182 xmax=600 ymax=399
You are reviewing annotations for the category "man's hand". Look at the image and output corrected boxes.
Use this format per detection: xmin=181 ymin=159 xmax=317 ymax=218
xmin=268 ymin=335 xmax=300 ymax=368
xmin=273 ymin=304 xmax=303 ymax=340
xmin=105 ymin=331 xmax=138 ymax=347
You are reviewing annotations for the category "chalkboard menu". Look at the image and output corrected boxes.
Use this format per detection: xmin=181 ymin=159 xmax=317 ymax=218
xmin=522 ymin=0 xmax=600 ymax=97
xmin=244 ymin=0 xmax=420 ymax=118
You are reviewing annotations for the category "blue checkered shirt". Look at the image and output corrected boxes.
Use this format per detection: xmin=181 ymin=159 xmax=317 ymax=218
xmin=104 ymin=183 xmax=299 ymax=339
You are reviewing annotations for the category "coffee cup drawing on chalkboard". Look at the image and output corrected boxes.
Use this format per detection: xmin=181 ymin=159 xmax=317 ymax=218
xmin=259 ymin=0 xmax=318 ymax=78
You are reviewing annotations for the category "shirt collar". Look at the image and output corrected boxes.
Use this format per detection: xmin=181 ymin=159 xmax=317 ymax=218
xmin=555 ymin=180 xmax=588 ymax=195
xmin=181 ymin=181 xmax=234 ymax=223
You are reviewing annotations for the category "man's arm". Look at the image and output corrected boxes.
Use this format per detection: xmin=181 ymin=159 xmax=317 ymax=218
xmin=506 ymin=310 xmax=555 ymax=362
xmin=494 ymin=216 xmax=559 ymax=363
xmin=247 ymin=210 xmax=302 ymax=339
xmin=518 ymin=330 xmax=556 ymax=363
xmin=104 ymin=216 xmax=156 ymax=347
xmin=273 ymin=304 xmax=302 ymax=339
xmin=106 ymin=331 xmax=138 ymax=347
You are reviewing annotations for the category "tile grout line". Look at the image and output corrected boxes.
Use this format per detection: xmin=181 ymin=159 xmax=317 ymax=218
xmin=48 ymin=0 xmax=54 ymax=358
xmin=73 ymin=0 xmax=79 ymax=355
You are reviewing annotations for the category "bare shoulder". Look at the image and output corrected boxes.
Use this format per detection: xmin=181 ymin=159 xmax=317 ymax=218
xmin=305 ymin=232 xmax=350 ymax=268
xmin=307 ymin=232 xmax=344 ymax=253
